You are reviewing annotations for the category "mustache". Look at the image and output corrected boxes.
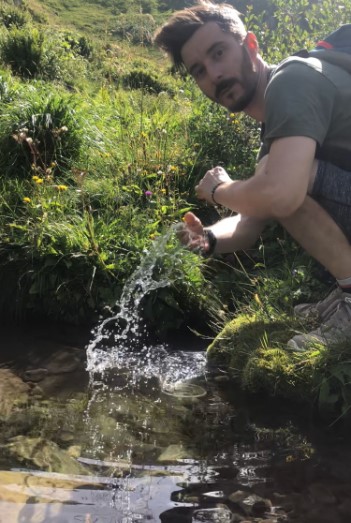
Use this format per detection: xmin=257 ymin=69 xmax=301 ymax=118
xmin=215 ymin=78 xmax=238 ymax=100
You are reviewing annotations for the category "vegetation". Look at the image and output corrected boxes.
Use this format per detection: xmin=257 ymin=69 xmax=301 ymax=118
xmin=0 ymin=0 xmax=350 ymax=420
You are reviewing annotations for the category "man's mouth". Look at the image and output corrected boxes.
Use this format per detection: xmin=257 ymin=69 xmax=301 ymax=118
xmin=215 ymin=79 xmax=238 ymax=101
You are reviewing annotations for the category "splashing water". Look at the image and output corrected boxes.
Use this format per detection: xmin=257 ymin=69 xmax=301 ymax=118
xmin=86 ymin=225 xmax=207 ymax=390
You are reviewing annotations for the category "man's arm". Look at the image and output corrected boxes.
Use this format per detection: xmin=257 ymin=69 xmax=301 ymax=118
xmin=196 ymin=136 xmax=317 ymax=219
xmin=180 ymin=212 xmax=267 ymax=254
xmin=207 ymin=214 xmax=268 ymax=252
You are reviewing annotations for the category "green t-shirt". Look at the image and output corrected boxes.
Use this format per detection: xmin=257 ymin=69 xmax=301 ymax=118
xmin=259 ymin=56 xmax=351 ymax=170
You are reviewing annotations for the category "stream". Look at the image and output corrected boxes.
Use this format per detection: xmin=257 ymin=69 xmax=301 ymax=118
xmin=1 ymin=232 xmax=351 ymax=522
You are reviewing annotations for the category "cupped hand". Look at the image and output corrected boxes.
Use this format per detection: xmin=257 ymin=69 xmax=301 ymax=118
xmin=177 ymin=212 xmax=207 ymax=252
xmin=195 ymin=166 xmax=231 ymax=203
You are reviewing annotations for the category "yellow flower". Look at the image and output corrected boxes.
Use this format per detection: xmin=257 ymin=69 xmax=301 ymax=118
xmin=160 ymin=188 xmax=166 ymax=194
xmin=35 ymin=178 xmax=44 ymax=184
xmin=32 ymin=175 xmax=39 ymax=181
xmin=56 ymin=184 xmax=68 ymax=191
xmin=23 ymin=197 xmax=31 ymax=203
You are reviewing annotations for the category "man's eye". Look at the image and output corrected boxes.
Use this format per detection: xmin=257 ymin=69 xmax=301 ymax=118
xmin=193 ymin=67 xmax=205 ymax=79
xmin=215 ymin=48 xmax=224 ymax=58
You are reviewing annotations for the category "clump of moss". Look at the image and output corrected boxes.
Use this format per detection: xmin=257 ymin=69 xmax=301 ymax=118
xmin=207 ymin=310 xmax=320 ymax=401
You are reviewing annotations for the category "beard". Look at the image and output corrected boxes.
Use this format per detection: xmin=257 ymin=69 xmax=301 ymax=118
xmin=215 ymin=46 xmax=258 ymax=112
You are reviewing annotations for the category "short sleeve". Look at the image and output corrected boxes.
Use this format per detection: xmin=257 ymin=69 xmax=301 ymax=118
xmin=264 ymin=60 xmax=337 ymax=148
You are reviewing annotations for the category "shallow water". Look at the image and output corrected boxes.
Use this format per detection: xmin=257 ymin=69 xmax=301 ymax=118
xmin=2 ymin=326 xmax=351 ymax=523
xmin=2 ymin=234 xmax=351 ymax=522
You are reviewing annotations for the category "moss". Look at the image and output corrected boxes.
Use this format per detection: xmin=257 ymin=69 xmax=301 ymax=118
xmin=207 ymin=311 xmax=324 ymax=405
xmin=207 ymin=312 xmax=301 ymax=370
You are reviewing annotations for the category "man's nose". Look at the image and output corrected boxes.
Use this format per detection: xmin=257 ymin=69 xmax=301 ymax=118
xmin=207 ymin=62 xmax=223 ymax=83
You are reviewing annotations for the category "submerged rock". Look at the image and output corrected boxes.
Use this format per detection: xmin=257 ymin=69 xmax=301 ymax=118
xmin=158 ymin=444 xmax=190 ymax=462
xmin=4 ymin=436 xmax=90 ymax=475
xmin=0 ymin=369 xmax=29 ymax=418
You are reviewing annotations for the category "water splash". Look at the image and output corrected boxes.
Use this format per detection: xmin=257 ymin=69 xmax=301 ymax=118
xmin=86 ymin=225 xmax=206 ymax=389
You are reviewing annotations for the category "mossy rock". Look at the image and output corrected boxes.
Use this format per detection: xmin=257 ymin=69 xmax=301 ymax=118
xmin=242 ymin=347 xmax=317 ymax=401
xmin=207 ymin=312 xmax=322 ymax=404
xmin=207 ymin=313 xmax=300 ymax=368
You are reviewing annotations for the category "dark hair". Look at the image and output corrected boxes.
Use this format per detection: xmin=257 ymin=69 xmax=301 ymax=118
xmin=154 ymin=1 xmax=246 ymax=69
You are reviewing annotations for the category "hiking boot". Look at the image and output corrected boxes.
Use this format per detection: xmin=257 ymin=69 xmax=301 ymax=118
xmin=293 ymin=286 xmax=343 ymax=322
xmin=287 ymin=295 xmax=351 ymax=351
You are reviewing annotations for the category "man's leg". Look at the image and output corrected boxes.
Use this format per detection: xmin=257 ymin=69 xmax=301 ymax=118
xmin=278 ymin=161 xmax=351 ymax=350
xmin=279 ymin=195 xmax=351 ymax=281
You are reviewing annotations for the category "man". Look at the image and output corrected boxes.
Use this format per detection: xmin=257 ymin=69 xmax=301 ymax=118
xmin=154 ymin=1 xmax=351 ymax=351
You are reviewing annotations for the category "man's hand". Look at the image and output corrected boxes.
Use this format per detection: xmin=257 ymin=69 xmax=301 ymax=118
xmin=195 ymin=166 xmax=232 ymax=204
xmin=177 ymin=212 xmax=208 ymax=252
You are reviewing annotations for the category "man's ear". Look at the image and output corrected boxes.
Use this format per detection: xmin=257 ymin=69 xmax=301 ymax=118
xmin=243 ymin=31 xmax=259 ymax=58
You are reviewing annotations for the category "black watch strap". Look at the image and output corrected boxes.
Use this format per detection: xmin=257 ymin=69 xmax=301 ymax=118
xmin=203 ymin=229 xmax=217 ymax=256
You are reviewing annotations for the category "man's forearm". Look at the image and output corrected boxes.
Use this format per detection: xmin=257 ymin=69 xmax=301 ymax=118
xmin=205 ymin=214 xmax=268 ymax=253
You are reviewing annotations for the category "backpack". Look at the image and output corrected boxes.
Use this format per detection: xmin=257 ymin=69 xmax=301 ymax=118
xmin=294 ymin=24 xmax=351 ymax=73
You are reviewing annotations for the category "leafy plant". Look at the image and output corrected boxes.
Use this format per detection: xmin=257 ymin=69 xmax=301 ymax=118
xmin=1 ymin=27 xmax=45 ymax=78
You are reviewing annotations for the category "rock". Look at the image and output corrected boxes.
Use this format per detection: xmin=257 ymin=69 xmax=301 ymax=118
xmin=30 ymin=384 xmax=44 ymax=398
xmin=57 ymin=430 xmax=75 ymax=443
xmin=44 ymin=348 xmax=84 ymax=374
xmin=251 ymin=498 xmax=272 ymax=516
xmin=158 ymin=444 xmax=189 ymax=462
xmin=0 ymin=469 xmax=109 ymax=505
xmin=5 ymin=436 xmax=89 ymax=475
xmin=228 ymin=490 xmax=252 ymax=503
xmin=22 ymin=368 xmax=48 ymax=382
xmin=338 ymin=498 xmax=351 ymax=519
xmin=308 ymin=483 xmax=336 ymax=505
xmin=305 ymin=507 xmax=342 ymax=523
xmin=0 ymin=369 xmax=29 ymax=417
xmin=192 ymin=505 xmax=233 ymax=522
xmin=67 ymin=445 xmax=81 ymax=458
xmin=230 ymin=492 xmax=271 ymax=517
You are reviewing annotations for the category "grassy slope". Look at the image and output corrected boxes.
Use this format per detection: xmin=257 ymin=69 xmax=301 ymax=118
xmin=27 ymin=0 xmax=117 ymax=37
xmin=25 ymin=0 xmax=167 ymax=75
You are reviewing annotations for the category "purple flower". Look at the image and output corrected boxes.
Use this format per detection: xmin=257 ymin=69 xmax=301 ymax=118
xmin=145 ymin=190 xmax=153 ymax=197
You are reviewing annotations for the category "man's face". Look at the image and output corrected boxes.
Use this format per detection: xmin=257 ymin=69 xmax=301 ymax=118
xmin=181 ymin=22 xmax=258 ymax=112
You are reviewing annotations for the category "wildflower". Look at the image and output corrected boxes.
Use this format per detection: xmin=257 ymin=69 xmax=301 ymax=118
xmin=56 ymin=184 xmax=68 ymax=191
xmin=168 ymin=165 xmax=178 ymax=173
xmin=32 ymin=175 xmax=39 ymax=181
xmin=145 ymin=190 xmax=153 ymax=197
xmin=35 ymin=178 xmax=44 ymax=184
xmin=160 ymin=188 xmax=166 ymax=194
xmin=23 ymin=197 xmax=31 ymax=203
